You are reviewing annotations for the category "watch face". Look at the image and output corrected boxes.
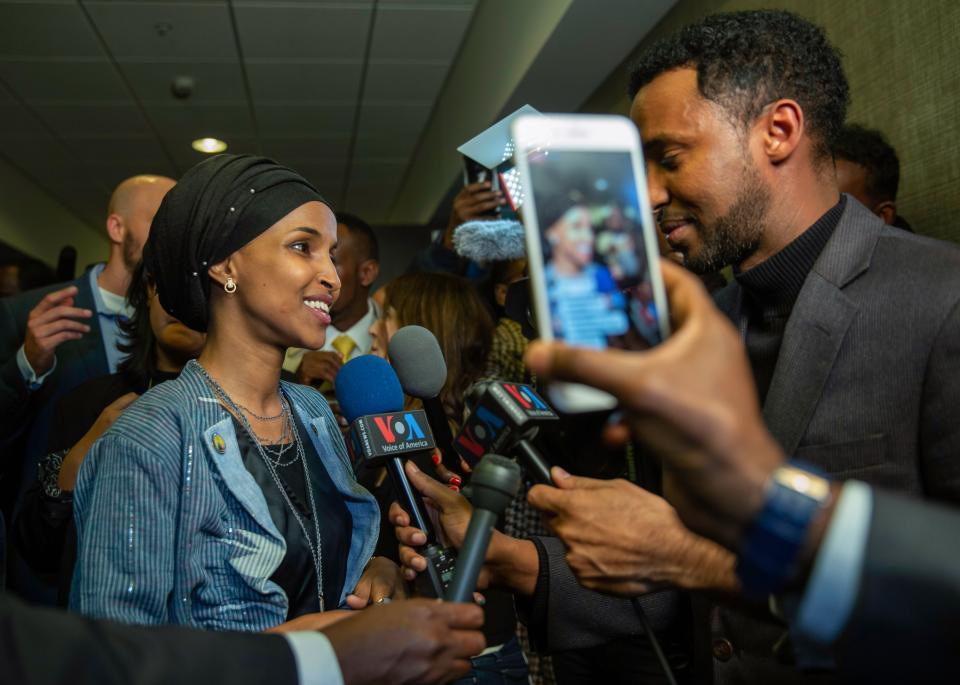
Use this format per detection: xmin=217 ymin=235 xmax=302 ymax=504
xmin=773 ymin=465 xmax=831 ymax=502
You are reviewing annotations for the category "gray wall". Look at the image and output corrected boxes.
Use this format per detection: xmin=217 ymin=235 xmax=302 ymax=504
xmin=371 ymin=223 xmax=435 ymax=289
xmin=580 ymin=0 xmax=960 ymax=244
xmin=0 ymin=157 xmax=108 ymax=268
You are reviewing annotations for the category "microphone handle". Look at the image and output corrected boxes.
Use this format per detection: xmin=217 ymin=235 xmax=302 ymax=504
xmin=422 ymin=396 xmax=461 ymax=472
xmin=515 ymin=439 xmax=554 ymax=485
xmin=386 ymin=456 xmax=435 ymax=541
xmin=446 ymin=508 xmax=498 ymax=603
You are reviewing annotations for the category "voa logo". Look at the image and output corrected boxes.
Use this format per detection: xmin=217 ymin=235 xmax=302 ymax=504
xmin=372 ymin=412 xmax=427 ymax=444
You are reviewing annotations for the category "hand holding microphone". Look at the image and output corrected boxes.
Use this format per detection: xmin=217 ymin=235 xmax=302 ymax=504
xmin=446 ymin=454 xmax=521 ymax=603
xmin=335 ymin=355 xmax=458 ymax=597
xmin=390 ymin=460 xmax=541 ymax=596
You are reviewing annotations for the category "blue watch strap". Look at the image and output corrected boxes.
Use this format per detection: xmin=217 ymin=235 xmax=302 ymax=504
xmin=736 ymin=463 xmax=831 ymax=597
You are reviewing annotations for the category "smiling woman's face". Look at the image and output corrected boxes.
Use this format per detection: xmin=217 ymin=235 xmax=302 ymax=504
xmin=211 ymin=200 xmax=341 ymax=351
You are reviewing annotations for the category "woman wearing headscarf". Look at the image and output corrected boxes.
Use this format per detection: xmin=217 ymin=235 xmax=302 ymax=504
xmin=70 ymin=155 xmax=400 ymax=632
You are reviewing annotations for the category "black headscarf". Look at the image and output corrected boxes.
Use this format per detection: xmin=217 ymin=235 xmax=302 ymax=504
xmin=144 ymin=154 xmax=328 ymax=332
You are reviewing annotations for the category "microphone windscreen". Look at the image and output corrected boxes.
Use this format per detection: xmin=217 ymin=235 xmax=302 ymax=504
xmin=453 ymin=219 xmax=526 ymax=263
xmin=388 ymin=325 xmax=447 ymax=399
xmin=334 ymin=355 xmax=404 ymax=423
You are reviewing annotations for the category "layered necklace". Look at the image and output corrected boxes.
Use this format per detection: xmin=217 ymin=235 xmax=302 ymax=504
xmin=197 ymin=363 xmax=326 ymax=612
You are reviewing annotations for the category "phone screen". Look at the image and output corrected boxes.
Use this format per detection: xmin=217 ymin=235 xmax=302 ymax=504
xmin=526 ymin=149 xmax=663 ymax=351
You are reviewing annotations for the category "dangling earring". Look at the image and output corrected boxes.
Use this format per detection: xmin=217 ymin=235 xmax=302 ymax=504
xmin=224 ymin=277 xmax=237 ymax=294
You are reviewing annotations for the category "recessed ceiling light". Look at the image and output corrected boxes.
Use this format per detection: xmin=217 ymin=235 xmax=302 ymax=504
xmin=192 ymin=137 xmax=227 ymax=154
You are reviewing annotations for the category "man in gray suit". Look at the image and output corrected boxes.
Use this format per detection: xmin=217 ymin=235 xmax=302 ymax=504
xmin=524 ymin=260 xmax=960 ymax=683
xmin=624 ymin=8 xmax=960 ymax=683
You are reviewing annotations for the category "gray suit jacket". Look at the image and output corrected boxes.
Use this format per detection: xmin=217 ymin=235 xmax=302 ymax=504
xmin=708 ymin=197 xmax=960 ymax=683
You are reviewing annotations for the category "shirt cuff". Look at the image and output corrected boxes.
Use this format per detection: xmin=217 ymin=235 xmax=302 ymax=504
xmin=16 ymin=344 xmax=56 ymax=390
xmin=793 ymin=480 xmax=873 ymax=645
xmin=283 ymin=632 xmax=344 ymax=685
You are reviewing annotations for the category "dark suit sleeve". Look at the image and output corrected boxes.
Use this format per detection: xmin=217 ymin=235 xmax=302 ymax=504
xmin=521 ymin=536 xmax=679 ymax=652
xmin=835 ymin=489 xmax=960 ymax=682
xmin=919 ymin=296 xmax=960 ymax=503
xmin=0 ymin=593 xmax=300 ymax=685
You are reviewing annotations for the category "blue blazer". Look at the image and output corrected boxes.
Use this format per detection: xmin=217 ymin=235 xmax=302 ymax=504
xmin=70 ymin=360 xmax=379 ymax=631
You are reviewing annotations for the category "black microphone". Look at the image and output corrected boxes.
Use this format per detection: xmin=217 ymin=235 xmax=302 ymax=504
xmin=335 ymin=355 xmax=458 ymax=598
xmin=388 ymin=325 xmax=461 ymax=474
xmin=446 ymin=454 xmax=521 ymax=603
xmin=454 ymin=380 xmax=559 ymax=484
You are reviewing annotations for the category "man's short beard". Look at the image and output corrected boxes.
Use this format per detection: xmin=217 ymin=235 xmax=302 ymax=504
xmin=122 ymin=232 xmax=140 ymax=272
xmin=684 ymin=165 xmax=770 ymax=275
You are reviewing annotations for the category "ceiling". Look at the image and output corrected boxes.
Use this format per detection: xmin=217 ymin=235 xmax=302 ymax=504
xmin=0 ymin=0 xmax=477 ymax=228
xmin=0 ymin=0 xmax=676 ymax=241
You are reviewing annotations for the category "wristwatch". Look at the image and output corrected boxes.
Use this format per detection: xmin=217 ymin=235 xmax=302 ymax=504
xmin=736 ymin=463 xmax=832 ymax=597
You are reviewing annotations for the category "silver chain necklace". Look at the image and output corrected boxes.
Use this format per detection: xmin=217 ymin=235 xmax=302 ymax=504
xmin=197 ymin=363 xmax=326 ymax=612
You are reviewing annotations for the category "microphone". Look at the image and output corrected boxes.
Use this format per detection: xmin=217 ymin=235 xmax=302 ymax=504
xmin=452 ymin=219 xmax=526 ymax=263
xmin=387 ymin=325 xmax=461 ymax=475
xmin=446 ymin=454 xmax=521 ymax=603
xmin=335 ymin=355 xmax=458 ymax=597
xmin=454 ymin=380 xmax=559 ymax=484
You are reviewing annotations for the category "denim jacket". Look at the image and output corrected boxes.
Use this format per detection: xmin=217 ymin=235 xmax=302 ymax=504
xmin=70 ymin=360 xmax=379 ymax=631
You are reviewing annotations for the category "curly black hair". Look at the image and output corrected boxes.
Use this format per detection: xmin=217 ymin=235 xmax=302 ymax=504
xmin=833 ymin=123 xmax=900 ymax=203
xmin=628 ymin=10 xmax=849 ymax=161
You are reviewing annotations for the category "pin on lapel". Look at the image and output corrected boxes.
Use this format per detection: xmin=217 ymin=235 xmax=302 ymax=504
xmin=212 ymin=433 xmax=226 ymax=454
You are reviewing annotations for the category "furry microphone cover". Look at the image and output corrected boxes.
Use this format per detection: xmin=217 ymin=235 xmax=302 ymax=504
xmin=452 ymin=219 xmax=526 ymax=263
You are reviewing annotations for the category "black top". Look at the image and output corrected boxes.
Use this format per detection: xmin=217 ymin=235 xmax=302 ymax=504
xmin=16 ymin=368 xmax=178 ymax=606
xmin=735 ymin=196 xmax=845 ymax=404
xmin=232 ymin=411 xmax=353 ymax=618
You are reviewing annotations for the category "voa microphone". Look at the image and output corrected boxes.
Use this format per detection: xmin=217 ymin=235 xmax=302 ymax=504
xmin=388 ymin=325 xmax=462 ymax=475
xmin=335 ymin=355 xmax=457 ymax=598
xmin=454 ymin=380 xmax=558 ymax=484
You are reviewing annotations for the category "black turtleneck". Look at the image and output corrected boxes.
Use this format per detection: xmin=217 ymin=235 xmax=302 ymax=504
xmin=735 ymin=196 xmax=846 ymax=404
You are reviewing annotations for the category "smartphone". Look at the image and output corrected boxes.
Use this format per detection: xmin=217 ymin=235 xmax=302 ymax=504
xmin=512 ymin=114 xmax=670 ymax=413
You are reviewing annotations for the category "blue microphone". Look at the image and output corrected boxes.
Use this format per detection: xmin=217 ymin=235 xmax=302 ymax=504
xmin=335 ymin=356 xmax=457 ymax=598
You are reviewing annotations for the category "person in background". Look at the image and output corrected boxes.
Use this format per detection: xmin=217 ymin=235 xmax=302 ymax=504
xmin=13 ymin=261 xmax=205 ymax=605
xmin=483 ymin=258 xmax=529 ymax=384
xmin=370 ymin=271 xmax=493 ymax=424
xmin=411 ymin=182 xmax=506 ymax=279
xmin=834 ymin=123 xmax=912 ymax=230
xmin=0 ymin=257 xmax=57 ymax=299
xmin=0 ymin=173 xmax=175 ymax=599
xmin=284 ymin=212 xmax=381 ymax=389
xmin=70 ymin=154 xmax=400 ymax=633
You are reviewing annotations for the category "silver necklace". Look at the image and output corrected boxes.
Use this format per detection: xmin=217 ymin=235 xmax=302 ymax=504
xmin=197 ymin=364 xmax=326 ymax=612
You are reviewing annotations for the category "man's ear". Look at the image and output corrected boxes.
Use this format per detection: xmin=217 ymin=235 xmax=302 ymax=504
xmin=358 ymin=259 xmax=380 ymax=288
xmin=874 ymin=201 xmax=897 ymax=225
xmin=758 ymin=99 xmax=804 ymax=165
xmin=105 ymin=214 xmax=125 ymax=245
xmin=207 ymin=257 xmax=235 ymax=290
